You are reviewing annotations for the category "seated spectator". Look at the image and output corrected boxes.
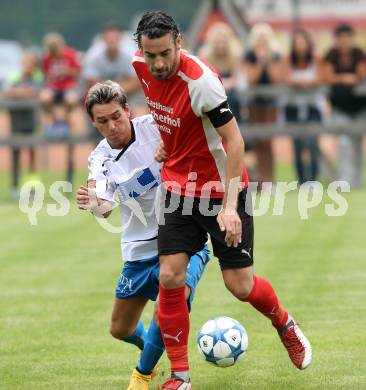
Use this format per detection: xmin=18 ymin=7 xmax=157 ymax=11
xmin=284 ymin=28 xmax=324 ymax=185
xmin=243 ymin=23 xmax=285 ymax=190
xmin=3 ymin=51 xmax=43 ymax=199
xmin=323 ymin=23 xmax=366 ymax=188
xmin=40 ymin=32 xmax=81 ymax=184
xmin=40 ymin=32 xmax=80 ymax=137
xmin=198 ymin=22 xmax=245 ymax=122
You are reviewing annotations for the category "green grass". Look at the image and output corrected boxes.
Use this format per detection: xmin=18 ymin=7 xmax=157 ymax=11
xmin=0 ymin=168 xmax=365 ymax=389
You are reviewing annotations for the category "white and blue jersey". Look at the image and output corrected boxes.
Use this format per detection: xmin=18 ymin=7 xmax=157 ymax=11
xmin=88 ymin=114 xmax=162 ymax=262
xmin=88 ymin=114 xmax=210 ymax=302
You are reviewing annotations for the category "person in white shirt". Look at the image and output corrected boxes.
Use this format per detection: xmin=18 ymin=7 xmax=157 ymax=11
xmin=82 ymin=24 xmax=140 ymax=95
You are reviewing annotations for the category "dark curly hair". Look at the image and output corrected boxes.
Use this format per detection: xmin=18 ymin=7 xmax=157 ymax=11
xmin=134 ymin=11 xmax=180 ymax=48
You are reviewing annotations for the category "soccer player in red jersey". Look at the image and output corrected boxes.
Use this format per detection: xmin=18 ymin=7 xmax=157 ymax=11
xmin=133 ymin=11 xmax=312 ymax=389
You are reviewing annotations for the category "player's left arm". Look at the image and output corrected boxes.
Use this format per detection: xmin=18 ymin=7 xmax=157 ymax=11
xmin=206 ymin=101 xmax=244 ymax=248
xmin=196 ymin=66 xmax=245 ymax=247
xmin=215 ymin=117 xmax=244 ymax=248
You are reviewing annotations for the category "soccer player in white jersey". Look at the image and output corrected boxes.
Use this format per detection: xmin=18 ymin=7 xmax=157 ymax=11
xmin=76 ymin=80 xmax=210 ymax=390
xmin=133 ymin=11 xmax=312 ymax=390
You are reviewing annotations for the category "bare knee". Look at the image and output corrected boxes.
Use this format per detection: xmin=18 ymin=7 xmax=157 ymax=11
xmin=159 ymin=257 xmax=187 ymax=288
xmin=39 ymin=89 xmax=54 ymax=108
xmin=110 ymin=318 xmax=134 ymax=340
xmin=225 ymin=280 xmax=253 ymax=301
xmin=159 ymin=268 xmax=186 ymax=288
xmin=222 ymin=268 xmax=254 ymax=301
xmin=64 ymin=91 xmax=79 ymax=109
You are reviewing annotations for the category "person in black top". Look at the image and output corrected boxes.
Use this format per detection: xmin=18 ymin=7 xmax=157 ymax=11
xmin=324 ymin=23 xmax=366 ymax=188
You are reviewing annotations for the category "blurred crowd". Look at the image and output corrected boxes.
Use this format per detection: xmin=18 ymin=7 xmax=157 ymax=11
xmin=2 ymin=21 xmax=366 ymax=198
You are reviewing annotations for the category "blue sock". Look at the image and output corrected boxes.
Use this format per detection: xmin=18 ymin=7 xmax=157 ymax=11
xmin=122 ymin=320 xmax=146 ymax=351
xmin=137 ymin=319 xmax=165 ymax=374
xmin=186 ymin=243 xmax=210 ymax=310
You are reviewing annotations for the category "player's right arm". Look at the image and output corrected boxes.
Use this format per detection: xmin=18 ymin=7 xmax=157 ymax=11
xmin=76 ymin=182 xmax=113 ymax=218
xmin=77 ymin=143 xmax=115 ymax=218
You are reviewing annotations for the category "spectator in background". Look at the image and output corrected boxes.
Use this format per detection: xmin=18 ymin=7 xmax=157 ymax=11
xmin=40 ymin=32 xmax=80 ymax=184
xmin=199 ymin=22 xmax=245 ymax=122
xmin=82 ymin=23 xmax=142 ymax=142
xmin=243 ymin=23 xmax=284 ymax=190
xmin=4 ymin=51 xmax=43 ymax=199
xmin=284 ymin=28 xmax=324 ymax=185
xmin=323 ymin=23 xmax=366 ymax=188
xmin=82 ymin=23 xmax=140 ymax=95
xmin=40 ymin=32 xmax=80 ymax=137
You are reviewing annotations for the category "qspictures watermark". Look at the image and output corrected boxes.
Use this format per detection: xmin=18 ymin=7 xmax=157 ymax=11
xmin=18 ymin=180 xmax=350 ymax=233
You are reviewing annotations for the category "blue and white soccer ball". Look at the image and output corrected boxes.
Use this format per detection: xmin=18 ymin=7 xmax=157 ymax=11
xmin=197 ymin=316 xmax=248 ymax=367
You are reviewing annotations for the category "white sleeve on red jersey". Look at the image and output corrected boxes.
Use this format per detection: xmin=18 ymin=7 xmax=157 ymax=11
xmin=132 ymin=50 xmax=145 ymax=74
xmin=179 ymin=55 xmax=228 ymax=117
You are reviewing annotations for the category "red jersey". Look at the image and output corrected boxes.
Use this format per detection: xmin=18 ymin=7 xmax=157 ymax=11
xmin=42 ymin=46 xmax=80 ymax=91
xmin=133 ymin=50 xmax=248 ymax=198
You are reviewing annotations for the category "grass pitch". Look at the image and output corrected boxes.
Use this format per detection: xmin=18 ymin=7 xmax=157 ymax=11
xmin=0 ymin=170 xmax=365 ymax=389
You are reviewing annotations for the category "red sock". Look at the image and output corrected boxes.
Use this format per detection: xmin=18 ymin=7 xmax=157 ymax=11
xmin=245 ymin=275 xmax=288 ymax=329
xmin=158 ymin=285 xmax=189 ymax=371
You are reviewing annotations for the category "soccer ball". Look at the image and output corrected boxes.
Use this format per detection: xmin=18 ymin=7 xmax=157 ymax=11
xmin=197 ymin=316 xmax=248 ymax=367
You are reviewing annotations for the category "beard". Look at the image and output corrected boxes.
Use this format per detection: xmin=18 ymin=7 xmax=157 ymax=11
xmin=152 ymin=69 xmax=170 ymax=80
xmin=151 ymin=55 xmax=179 ymax=80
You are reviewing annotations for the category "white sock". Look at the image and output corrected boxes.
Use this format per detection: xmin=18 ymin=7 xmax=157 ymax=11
xmin=173 ymin=371 xmax=190 ymax=382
